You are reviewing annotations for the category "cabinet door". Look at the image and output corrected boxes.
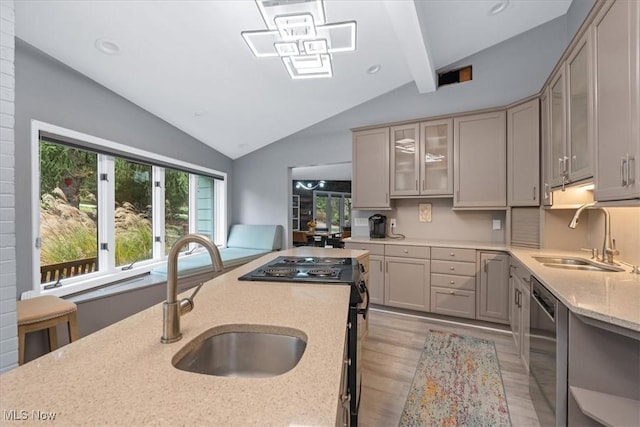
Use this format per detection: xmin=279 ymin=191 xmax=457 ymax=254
xmin=420 ymin=118 xmax=453 ymax=195
xmin=477 ymin=252 xmax=510 ymax=324
xmin=567 ymin=34 xmax=593 ymax=182
xmin=508 ymin=99 xmax=540 ymax=206
xmin=540 ymin=88 xmax=553 ymax=206
xmin=368 ymin=255 xmax=384 ymax=305
xmin=384 ymin=257 xmax=430 ymax=311
xmin=353 ymin=128 xmax=391 ymax=208
xmin=520 ymin=277 xmax=531 ymax=371
xmin=550 ymin=69 xmax=568 ymax=188
xmin=454 ymin=111 xmax=507 ymax=207
xmin=390 ymin=123 xmax=420 ymax=196
xmin=594 ymin=0 xmax=640 ymax=201
xmin=510 ymin=274 xmax=522 ymax=354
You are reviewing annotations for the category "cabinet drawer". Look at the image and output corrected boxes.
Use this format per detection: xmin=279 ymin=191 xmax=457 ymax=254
xmin=430 ymin=287 xmax=476 ymax=319
xmin=510 ymin=260 xmax=531 ymax=286
xmin=344 ymin=242 xmax=384 ymax=256
xmin=431 ymin=260 xmax=476 ymax=276
xmin=431 ymin=247 xmax=476 ymax=262
xmin=431 ymin=273 xmax=476 ymax=291
xmin=384 ymin=245 xmax=430 ymax=259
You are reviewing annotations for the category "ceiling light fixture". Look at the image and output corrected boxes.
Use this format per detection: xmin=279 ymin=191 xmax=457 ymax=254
xmin=489 ymin=0 xmax=510 ymax=16
xmin=241 ymin=0 xmax=357 ymax=80
xmin=95 ymin=38 xmax=120 ymax=55
xmin=295 ymin=180 xmax=326 ymax=190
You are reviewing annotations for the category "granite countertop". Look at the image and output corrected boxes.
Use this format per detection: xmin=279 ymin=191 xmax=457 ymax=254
xmin=345 ymin=237 xmax=640 ymax=332
xmin=0 ymin=247 xmax=366 ymax=426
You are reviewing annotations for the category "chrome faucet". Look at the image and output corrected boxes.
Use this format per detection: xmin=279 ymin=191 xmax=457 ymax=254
xmin=161 ymin=234 xmax=223 ymax=344
xmin=568 ymin=202 xmax=619 ymax=264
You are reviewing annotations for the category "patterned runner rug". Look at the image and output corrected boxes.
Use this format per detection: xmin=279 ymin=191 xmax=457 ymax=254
xmin=399 ymin=330 xmax=511 ymax=426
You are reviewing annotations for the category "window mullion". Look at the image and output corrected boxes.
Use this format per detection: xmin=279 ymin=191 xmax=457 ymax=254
xmin=153 ymin=167 xmax=165 ymax=259
xmin=99 ymin=155 xmax=116 ymax=272
xmin=189 ymin=174 xmax=197 ymax=235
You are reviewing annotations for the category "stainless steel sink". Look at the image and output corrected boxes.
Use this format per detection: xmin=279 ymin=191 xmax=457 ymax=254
xmin=532 ymin=256 xmax=624 ymax=272
xmin=172 ymin=325 xmax=307 ymax=378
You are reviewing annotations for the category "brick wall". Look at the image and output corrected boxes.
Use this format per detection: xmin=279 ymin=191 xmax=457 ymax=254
xmin=0 ymin=0 xmax=17 ymax=373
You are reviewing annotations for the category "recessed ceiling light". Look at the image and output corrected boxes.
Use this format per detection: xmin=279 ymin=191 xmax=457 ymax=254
xmin=367 ymin=64 xmax=381 ymax=74
xmin=95 ymin=38 xmax=120 ymax=55
xmin=489 ymin=0 xmax=509 ymax=16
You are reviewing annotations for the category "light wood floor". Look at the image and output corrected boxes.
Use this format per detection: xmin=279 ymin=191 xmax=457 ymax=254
xmin=358 ymin=308 xmax=541 ymax=427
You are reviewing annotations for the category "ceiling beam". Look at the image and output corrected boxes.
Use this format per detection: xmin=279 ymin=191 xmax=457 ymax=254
xmin=383 ymin=0 xmax=437 ymax=94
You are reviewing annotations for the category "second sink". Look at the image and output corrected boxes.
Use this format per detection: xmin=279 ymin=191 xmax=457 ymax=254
xmin=532 ymin=256 xmax=624 ymax=272
xmin=173 ymin=325 xmax=307 ymax=378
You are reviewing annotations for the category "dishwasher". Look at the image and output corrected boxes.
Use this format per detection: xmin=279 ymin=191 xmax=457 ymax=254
xmin=529 ymin=276 xmax=568 ymax=427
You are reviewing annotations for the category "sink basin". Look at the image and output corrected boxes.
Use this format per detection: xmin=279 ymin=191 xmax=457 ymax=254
xmin=172 ymin=325 xmax=307 ymax=378
xmin=532 ymin=256 xmax=624 ymax=272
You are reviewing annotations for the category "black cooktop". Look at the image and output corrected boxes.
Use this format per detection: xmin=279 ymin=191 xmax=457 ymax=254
xmin=238 ymin=256 xmax=358 ymax=284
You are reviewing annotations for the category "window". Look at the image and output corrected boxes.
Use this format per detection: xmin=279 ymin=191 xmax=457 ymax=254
xmin=33 ymin=121 xmax=226 ymax=296
xmin=313 ymin=191 xmax=351 ymax=233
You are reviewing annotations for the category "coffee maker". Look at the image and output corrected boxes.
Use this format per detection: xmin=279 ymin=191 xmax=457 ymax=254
xmin=368 ymin=214 xmax=387 ymax=238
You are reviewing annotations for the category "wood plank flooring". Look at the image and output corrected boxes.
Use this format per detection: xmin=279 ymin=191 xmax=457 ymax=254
xmin=358 ymin=308 xmax=541 ymax=426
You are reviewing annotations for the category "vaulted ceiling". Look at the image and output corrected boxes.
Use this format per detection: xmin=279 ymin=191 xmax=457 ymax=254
xmin=15 ymin=0 xmax=572 ymax=159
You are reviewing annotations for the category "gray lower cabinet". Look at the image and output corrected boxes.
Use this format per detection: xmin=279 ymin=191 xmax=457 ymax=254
xmin=477 ymin=252 xmax=510 ymax=324
xmin=430 ymin=247 xmax=476 ymax=319
xmin=384 ymin=255 xmax=430 ymax=311
xmin=510 ymin=259 xmax=531 ymax=370
xmin=367 ymin=255 xmax=384 ymax=305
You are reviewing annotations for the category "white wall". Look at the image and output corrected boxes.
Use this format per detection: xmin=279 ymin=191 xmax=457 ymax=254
xmin=0 ymin=0 xmax=17 ymax=373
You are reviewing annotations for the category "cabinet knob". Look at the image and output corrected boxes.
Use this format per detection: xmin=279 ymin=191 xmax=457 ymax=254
xmin=450 ymin=266 xmax=455 ymax=271
xmin=450 ymin=252 xmax=455 ymax=256
xmin=449 ymin=291 xmax=455 ymax=295
xmin=403 ymin=250 xmax=408 ymax=253
xmin=450 ymin=280 xmax=455 ymax=285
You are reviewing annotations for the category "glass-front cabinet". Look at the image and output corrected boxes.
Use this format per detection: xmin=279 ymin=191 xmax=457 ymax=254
xmin=389 ymin=119 xmax=452 ymax=197
xmin=421 ymin=118 xmax=453 ymax=195
xmin=390 ymin=124 xmax=420 ymax=196
xmin=549 ymin=69 xmax=567 ymax=188
xmin=567 ymin=34 xmax=592 ymax=182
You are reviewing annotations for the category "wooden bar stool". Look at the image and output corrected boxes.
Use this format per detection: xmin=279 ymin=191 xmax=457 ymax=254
xmin=17 ymin=295 xmax=79 ymax=365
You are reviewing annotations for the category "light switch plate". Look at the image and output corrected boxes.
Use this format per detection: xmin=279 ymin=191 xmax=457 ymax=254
xmin=492 ymin=219 xmax=502 ymax=230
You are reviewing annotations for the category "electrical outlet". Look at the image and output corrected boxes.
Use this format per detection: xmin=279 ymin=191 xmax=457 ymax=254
xmin=390 ymin=218 xmax=397 ymax=228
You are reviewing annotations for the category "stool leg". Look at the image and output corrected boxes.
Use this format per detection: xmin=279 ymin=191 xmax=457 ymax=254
xmin=67 ymin=311 xmax=79 ymax=342
xmin=18 ymin=326 xmax=26 ymax=366
xmin=48 ymin=326 xmax=58 ymax=352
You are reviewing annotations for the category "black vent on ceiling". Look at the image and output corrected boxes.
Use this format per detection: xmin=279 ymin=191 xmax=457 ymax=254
xmin=438 ymin=65 xmax=472 ymax=88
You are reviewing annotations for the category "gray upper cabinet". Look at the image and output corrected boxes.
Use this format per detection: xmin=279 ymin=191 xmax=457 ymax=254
xmin=353 ymin=128 xmax=391 ymax=209
xmin=421 ymin=118 xmax=454 ymax=196
xmin=508 ymin=99 xmax=540 ymax=206
xmin=567 ymin=34 xmax=593 ymax=183
xmin=593 ymin=0 xmax=640 ymax=201
xmin=549 ymin=68 xmax=568 ymax=188
xmin=454 ymin=111 xmax=507 ymax=208
xmin=549 ymin=33 xmax=594 ymax=190
xmin=390 ymin=123 xmax=420 ymax=196
xmin=540 ymin=88 xmax=553 ymax=206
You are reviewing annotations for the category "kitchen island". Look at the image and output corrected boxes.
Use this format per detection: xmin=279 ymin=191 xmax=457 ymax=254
xmin=0 ymin=247 xmax=366 ymax=426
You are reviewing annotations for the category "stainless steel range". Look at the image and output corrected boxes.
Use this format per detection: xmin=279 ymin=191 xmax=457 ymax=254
xmin=239 ymin=256 xmax=368 ymax=426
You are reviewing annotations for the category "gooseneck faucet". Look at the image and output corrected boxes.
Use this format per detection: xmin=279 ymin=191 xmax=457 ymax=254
xmin=161 ymin=234 xmax=223 ymax=344
xmin=568 ymin=202 xmax=619 ymax=264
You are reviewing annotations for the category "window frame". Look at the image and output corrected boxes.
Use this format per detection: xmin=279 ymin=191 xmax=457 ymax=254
xmin=31 ymin=120 xmax=227 ymax=297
